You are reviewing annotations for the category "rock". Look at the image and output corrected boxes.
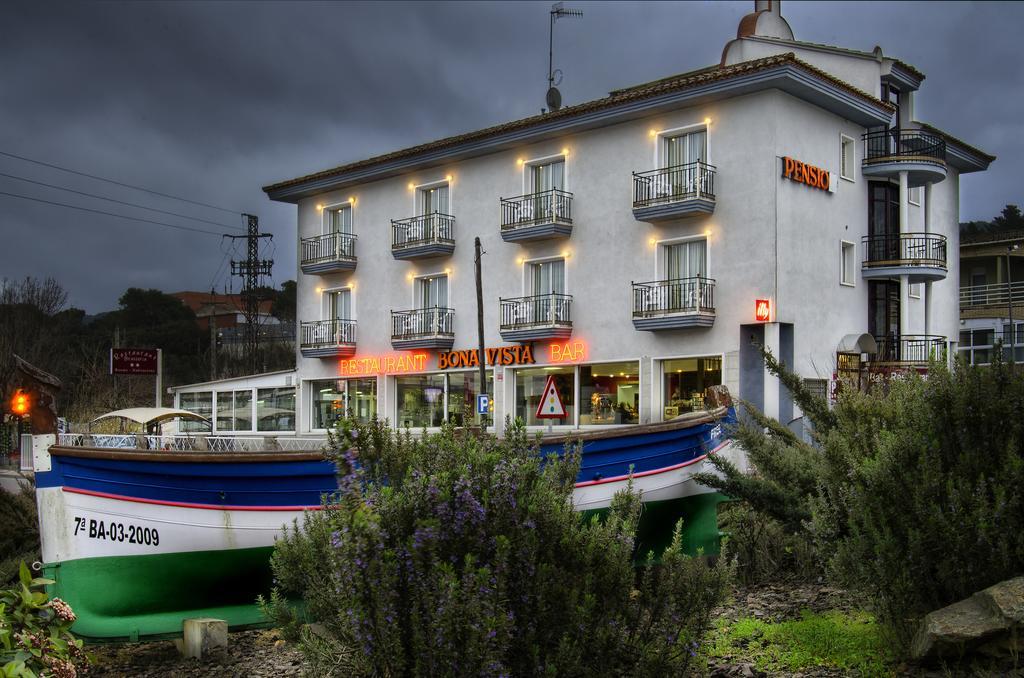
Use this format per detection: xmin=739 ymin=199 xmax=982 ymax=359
xmin=911 ymin=576 xmax=1024 ymax=661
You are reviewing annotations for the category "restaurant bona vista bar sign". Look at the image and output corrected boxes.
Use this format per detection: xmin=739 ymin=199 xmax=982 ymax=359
xmin=338 ymin=341 xmax=589 ymax=376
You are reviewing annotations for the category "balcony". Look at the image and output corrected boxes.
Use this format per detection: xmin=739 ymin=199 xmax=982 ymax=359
xmin=390 ymin=307 xmax=455 ymax=350
xmin=499 ymin=189 xmax=573 ymax=242
xmin=631 ymin=277 xmax=715 ymax=330
xmin=499 ymin=293 xmax=573 ymax=342
xmin=960 ymin=281 xmax=1024 ymax=320
xmin=866 ymin=335 xmax=947 ymax=370
xmin=861 ymin=130 xmax=947 ymax=186
xmin=632 ymin=161 xmax=716 ymax=222
xmin=861 ymin=233 xmax=947 ymax=282
xmin=300 ymin=232 xmax=357 ymax=274
xmin=391 ymin=213 xmax=455 ymax=260
xmin=299 ymin=319 xmax=356 ymax=358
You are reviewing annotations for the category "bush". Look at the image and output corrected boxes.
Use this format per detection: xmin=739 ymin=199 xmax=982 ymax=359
xmin=0 ymin=562 xmax=89 ymax=677
xmin=0 ymin=480 xmax=39 ymax=586
xmin=718 ymin=502 xmax=818 ymax=587
xmin=265 ymin=418 xmax=732 ymax=676
xmin=699 ymin=349 xmax=1024 ymax=649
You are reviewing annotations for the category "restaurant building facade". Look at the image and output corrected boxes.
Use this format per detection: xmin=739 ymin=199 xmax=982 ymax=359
xmin=256 ymin=1 xmax=992 ymax=437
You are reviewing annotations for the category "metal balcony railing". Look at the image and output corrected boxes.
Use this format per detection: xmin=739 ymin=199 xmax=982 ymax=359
xmin=632 ymin=277 xmax=715 ymax=317
xmin=391 ymin=307 xmax=454 ymax=341
xmin=960 ymin=281 xmax=1024 ymax=308
xmin=391 ymin=213 xmax=455 ymax=250
xmin=870 ymin=335 xmax=947 ymax=365
xmin=500 ymin=189 xmax=573 ymax=230
xmin=499 ymin=293 xmax=573 ymax=330
xmin=300 ymin=318 xmax=356 ymax=348
xmin=862 ymin=130 xmax=946 ymax=162
xmin=300 ymin=232 xmax=356 ymax=266
xmin=632 ymin=161 xmax=716 ymax=208
xmin=862 ymin=233 xmax=947 ymax=269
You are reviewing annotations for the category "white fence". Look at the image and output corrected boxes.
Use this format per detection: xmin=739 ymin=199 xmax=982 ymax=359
xmin=56 ymin=433 xmax=327 ymax=453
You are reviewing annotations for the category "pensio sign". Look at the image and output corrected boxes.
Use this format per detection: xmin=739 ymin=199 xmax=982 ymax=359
xmin=782 ymin=156 xmax=831 ymax=192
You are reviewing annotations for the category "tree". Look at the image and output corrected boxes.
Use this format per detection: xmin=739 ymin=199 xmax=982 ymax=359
xmin=271 ymin=280 xmax=296 ymax=323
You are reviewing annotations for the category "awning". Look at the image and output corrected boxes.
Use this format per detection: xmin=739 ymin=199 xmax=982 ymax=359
xmin=90 ymin=408 xmax=211 ymax=426
xmin=837 ymin=333 xmax=877 ymax=354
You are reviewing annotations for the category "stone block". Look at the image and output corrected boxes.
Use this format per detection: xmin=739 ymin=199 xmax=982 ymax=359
xmin=179 ymin=617 xmax=228 ymax=659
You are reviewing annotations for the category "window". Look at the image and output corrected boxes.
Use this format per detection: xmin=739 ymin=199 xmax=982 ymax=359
xmin=530 ymin=159 xmax=565 ymax=193
xmin=393 ymin=372 xmax=493 ymax=429
xmin=326 ymin=205 xmax=352 ymax=234
xmin=803 ymin=379 xmax=828 ymax=401
xmin=446 ymin=371 xmax=494 ymax=426
xmin=661 ymin=129 xmax=707 ymax=169
xmin=529 ymin=258 xmax=565 ymax=295
xmin=257 ymin=387 xmax=296 ymax=432
xmin=909 ymin=187 xmax=921 ymax=206
xmin=662 ymin=357 xmax=722 ymax=419
xmin=579 ymin=362 xmax=639 ymax=425
xmin=840 ymin=241 xmax=856 ymax=286
xmin=179 ymin=391 xmax=212 ymax=432
xmin=664 ymin=239 xmax=707 ymax=280
xmin=416 ymin=274 xmax=448 ymax=310
xmin=840 ymin=135 xmax=855 ymax=181
xmin=419 ymin=184 xmax=449 ymax=216
xmin=311 ymin=378 xmax=376 ymax=430
xmin=326 ymin=288 xmax=352 ymax=320
xmin=909 ymin=283 xmax=921 ymax=299
xmin=216 ymin=390 xmax=252 ymax=432
xmin=514 ymin=366 xmax=575 ymax=426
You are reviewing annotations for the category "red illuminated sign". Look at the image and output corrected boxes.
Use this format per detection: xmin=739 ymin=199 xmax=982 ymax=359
xmin=754 ymin=299 xmax=771 ymax=322
xmin=110 ymin=348 xmax=160 ymax=375
xmin=782 ymin=156 xmax=831 ymax=192
xmin=548 ymin=340 xmax=587 ymax=364
xmin=339 ymin=353 xmax=427 ymax=377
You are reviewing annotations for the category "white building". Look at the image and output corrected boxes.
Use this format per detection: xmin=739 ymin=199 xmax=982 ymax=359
xmin=259 ymin=1 xmax=993 ymax=436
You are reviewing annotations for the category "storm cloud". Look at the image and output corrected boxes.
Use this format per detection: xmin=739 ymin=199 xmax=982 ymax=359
xmin=1 ymin=1 xmax=1020 ymax=312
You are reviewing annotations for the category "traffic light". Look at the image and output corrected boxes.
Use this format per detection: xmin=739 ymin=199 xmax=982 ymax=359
xmin=10 ymin=390 xmax=30 ymax=416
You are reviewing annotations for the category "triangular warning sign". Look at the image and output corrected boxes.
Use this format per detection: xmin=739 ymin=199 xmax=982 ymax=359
xmin=535 ymin=374 xmax=567 ymax=419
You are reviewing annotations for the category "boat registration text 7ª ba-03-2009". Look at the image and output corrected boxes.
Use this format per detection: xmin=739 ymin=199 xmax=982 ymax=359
xmin=72 ymin=516 xmax=160 ymax=546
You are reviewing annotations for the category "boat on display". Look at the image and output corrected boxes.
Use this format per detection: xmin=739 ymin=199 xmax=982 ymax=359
xmin=34 ymin=387 xmax=737 ymax=641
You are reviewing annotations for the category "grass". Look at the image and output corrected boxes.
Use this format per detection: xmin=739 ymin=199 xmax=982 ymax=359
xmin=703 ymin=609 xmax=897 ymax=677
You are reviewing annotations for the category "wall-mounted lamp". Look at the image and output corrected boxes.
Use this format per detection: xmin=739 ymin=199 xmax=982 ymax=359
xmin=315 ymin=286 xmax=323 ymax=294
xmin=648 ymin=237 xmax=657 ymax=246
xmin=407 ymin=182 xmax=415 ymax=191
xmin=316 ymin=204 xmax=323 ymax=211
xmin=516 ymin=158 xmax=525 ymax=166
xmin=561 ymin=147 xmax=570 ymax=157
xmin=649 ymin=129 xmax=657 ymax=138
xmin=445 ymin=174 xmax=453 ymax=182
xmin=444 ymin=267 xmax=452 ymax=275
xmin=561 ymin=250 xmax=571 ymax=259
xmin=349 ymin=197 xmax=356 ymax=205
xmin=704 ymin=117 xmax=712 ymax=126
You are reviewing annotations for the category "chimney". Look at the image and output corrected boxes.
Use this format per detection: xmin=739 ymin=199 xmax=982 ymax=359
xmin=738 ymin=0 xmax=793 ymax=40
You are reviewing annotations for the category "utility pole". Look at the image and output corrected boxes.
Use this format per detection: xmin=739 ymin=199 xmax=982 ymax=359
xmin=209 ymin=315 xmax=218 ymax=381
xmin=227 ymin=214 xmax=273 ymax=375
xmin=474 ymin=237 xmax=487 ymax=428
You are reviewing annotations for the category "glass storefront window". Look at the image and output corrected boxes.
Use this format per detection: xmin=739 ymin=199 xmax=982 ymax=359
xmin=579 ymin=362 xmax=639 ymax=425
xmin=396 ymin=374 xmax=447 ymax=429
xmin=514 ymin=366 xmax=575 ymax=426
xmin=257 ymin=387 xmax=296 ymax=432
xmin=216 ymin=390 xmax=252 ymax=432
xmin=311 ymin=378 xmax=378 ymax=430
xmin=446 ymin=371 xmax=494 ymax=426
xmin=178 ymin=391 xmax=212 ymax=432
xmin=662 ymin=356 xmax=722 ymax=419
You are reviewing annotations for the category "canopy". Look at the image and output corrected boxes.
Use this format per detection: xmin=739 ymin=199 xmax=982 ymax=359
xmin=836 ymin=333 xmax=878 ymax=354
xmin=91 ymin=408 xmax=211 ymax=426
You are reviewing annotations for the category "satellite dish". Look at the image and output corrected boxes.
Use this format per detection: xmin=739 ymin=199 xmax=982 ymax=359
xmin=546 ymin=86 xmax=562 ymax=112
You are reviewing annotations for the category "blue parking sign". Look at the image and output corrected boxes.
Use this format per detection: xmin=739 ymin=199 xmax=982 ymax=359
xmin=477 ymin=394 xmax=490 ymax=414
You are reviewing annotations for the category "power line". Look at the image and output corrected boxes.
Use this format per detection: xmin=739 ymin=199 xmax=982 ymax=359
xmin=0 ymin=169 xmax=243 ymax=231
xmin=0 ymin=149 xmax=241 ymax=216
xmin=0 ymin=189 xmax=225 ymax=237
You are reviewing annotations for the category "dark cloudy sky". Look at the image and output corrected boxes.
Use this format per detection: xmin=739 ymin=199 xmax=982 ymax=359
xmin=1 ymin=1 xmax=1020 ymax=313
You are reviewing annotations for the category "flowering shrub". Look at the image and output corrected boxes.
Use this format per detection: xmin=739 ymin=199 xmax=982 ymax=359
xmin=266 ymin=418 xmax=731 ymax=676
xmin=0 ymin=562 xmax=89 ymax=677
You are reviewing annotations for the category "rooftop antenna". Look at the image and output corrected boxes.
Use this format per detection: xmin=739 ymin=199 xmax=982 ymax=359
xmin=547 ymin=2 xmax=582 ymax=112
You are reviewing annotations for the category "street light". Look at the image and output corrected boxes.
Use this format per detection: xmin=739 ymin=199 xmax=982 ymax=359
xmin=1008 ymin=243 xmax=1021 ymax=356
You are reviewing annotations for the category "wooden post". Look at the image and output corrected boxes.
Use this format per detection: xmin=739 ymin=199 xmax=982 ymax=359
xmin=474 ymin=237 xmax=487 ymax=428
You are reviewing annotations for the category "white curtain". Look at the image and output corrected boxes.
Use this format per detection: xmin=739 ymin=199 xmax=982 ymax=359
xmin=422 ymin=185 xmax=449 ymax=214
xmin=532 ymin=259 xmax=565 ymax=295
xmin=329 ymin=289 xmax=352 ymax=320
xmin=666 ymin=240 xmax=707 ymax=280
xmin=662 ymin=130 xmax=707 ymax=168
xmin=419 ymin=275 xmax=448 ymax=308
xmin=329 ymin=206 xmax=352 ymax=234
xmin=531 ymin=161 xmax=565 ymax=192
